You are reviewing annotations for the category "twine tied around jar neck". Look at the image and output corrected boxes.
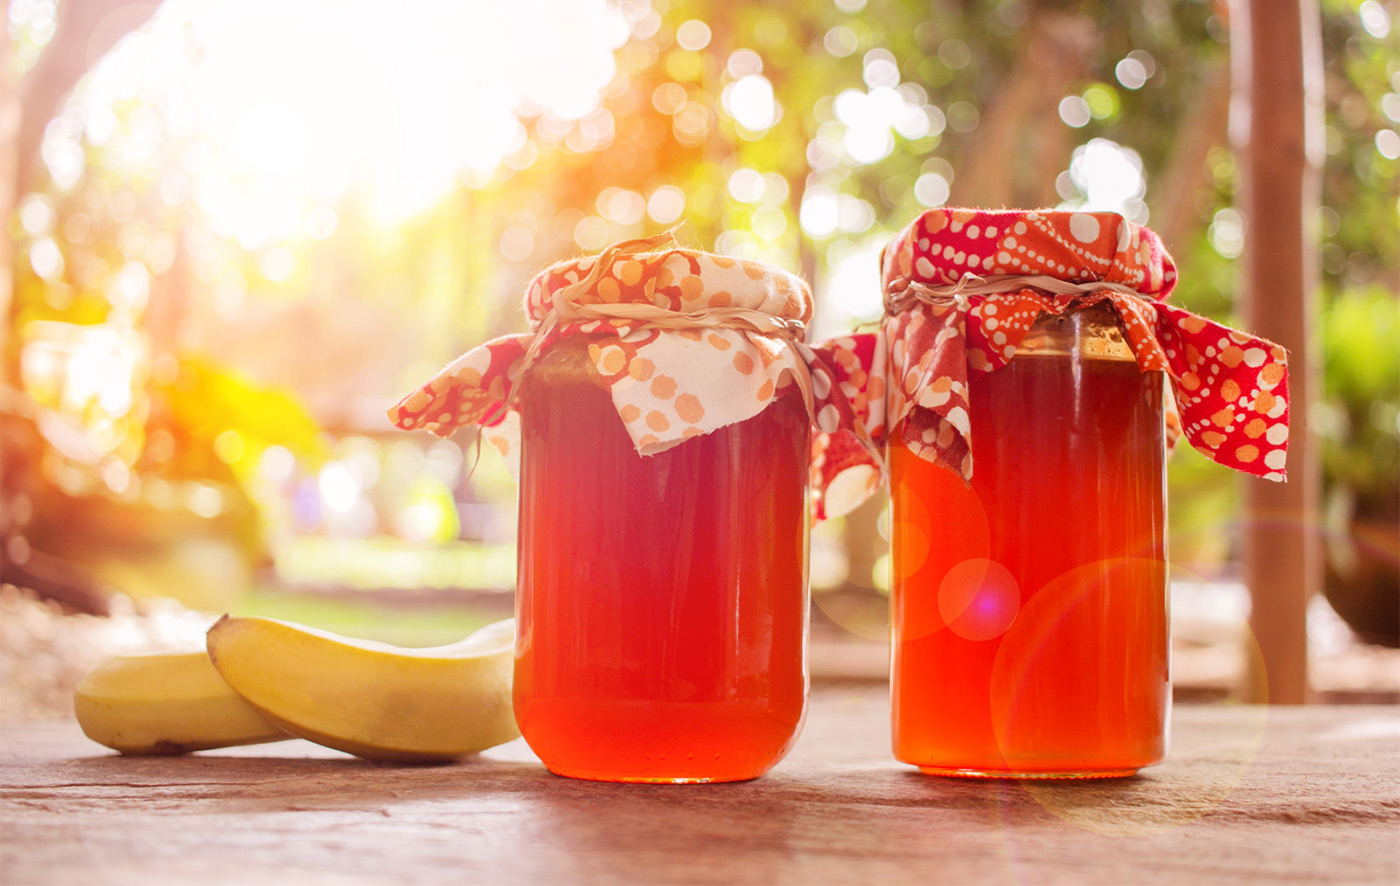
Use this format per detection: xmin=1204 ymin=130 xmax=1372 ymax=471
xmin=883 ymin=272 xmax=1147 ymax=316
xmin=549 ymin=300 xmax=807 ymax=339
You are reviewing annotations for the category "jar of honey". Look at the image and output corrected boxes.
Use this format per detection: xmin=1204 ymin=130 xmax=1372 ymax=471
xmin=876 ymin=208 xmax=1290 ymax=777
xmin=390 ymin=235 xmax=880 ymax=783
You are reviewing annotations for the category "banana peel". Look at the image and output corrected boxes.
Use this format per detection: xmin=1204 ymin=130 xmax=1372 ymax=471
xmin=205 ymin=616 xmax=519 ymax=762
xmin=74 ymin=651 xmax=289 ymax=755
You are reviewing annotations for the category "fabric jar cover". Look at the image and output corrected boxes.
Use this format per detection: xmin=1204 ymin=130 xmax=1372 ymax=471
xmin=389 ymin=239 xmax=883 ymax=518
xmin=817 ymin=208 xmax=1290 ymax=481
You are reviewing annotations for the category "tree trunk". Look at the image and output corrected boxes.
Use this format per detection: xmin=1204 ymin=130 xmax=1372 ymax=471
xmin=950 ymin=11 xmax=1097 ymax=209
xmin=15 ymin=1 xmax=160 ymax=196
xmin=1 ymin=0 xmax=163 ymax=610
xmin=2 ymin=0 xmax=160 ymax=357
xmin=1232 ymin=0 xmax=1324 ymax=704
xmin=1 ymin=13 xmax=20 ymax=386
xmin=1152 ymin=59 xmax=1232 ymax=255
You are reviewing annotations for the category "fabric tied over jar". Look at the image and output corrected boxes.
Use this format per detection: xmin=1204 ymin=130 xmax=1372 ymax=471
xmin=821 ymin=208 xmax=1291 ymax=481
xmin=388 ymin=231 xmax=883 ymax=518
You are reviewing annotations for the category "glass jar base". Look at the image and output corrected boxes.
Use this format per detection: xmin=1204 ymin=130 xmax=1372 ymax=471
xmin=544 ymin=765 xmax=764 ymax=784
xmin=918 ymin=765 xmax=1141 ymax=780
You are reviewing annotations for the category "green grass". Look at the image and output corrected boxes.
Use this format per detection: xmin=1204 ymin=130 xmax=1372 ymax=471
xmin=234 ymin=587 xmax=506 ymax=647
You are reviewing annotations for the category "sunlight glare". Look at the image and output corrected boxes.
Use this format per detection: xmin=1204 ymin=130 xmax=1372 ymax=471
xmin=62 ymin=327 xmax=141 ymax=418
xmin=597 ymin=187 xmax=647 ymax=225
xmin=319 ymin=462 xmax=361 ymax=514
xmin=28 ymin=238 xmax=63 ymax=280
xmin=1061 ymin=138 xmax=1148 ymax=223
xmin=727 ymin=168 xmax=766 ymax=204
xmin=647 ymin=185 xmax=686 ymax=224
xmin=88 ymin=0 xmax=628 ymax=233
xmin=833 ymin=85 xmax=926 ymax=165
xmin=799 ymin=185 xmax=839 ymax=238
xmin=724 ymin=74 xmax=778 ymax=131
xmin=822 ymin=242 xmax=884 ymax=322
xmin=914 ymin=172 xmax=950 ymax=207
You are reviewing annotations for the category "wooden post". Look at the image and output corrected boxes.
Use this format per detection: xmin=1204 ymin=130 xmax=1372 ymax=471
xmin=2 ymin=0 xmax=161 ymax=384
xmin=1231 ymin=0 xmax=1324 ymax=704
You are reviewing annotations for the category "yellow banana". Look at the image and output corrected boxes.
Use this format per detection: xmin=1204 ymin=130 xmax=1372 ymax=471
xmin=206 ymin=616 xmax=519 ymax=762
xmin=74 ymin=651 xmax=289 ymax=755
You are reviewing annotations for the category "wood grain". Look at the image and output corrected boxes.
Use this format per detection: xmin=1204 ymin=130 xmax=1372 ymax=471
xmin=3 ymin=690 xmax=1397 ymax=885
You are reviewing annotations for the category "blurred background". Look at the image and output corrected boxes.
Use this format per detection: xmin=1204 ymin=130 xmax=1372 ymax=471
xmin=1 ymin=0 xmax=1396 ymax=717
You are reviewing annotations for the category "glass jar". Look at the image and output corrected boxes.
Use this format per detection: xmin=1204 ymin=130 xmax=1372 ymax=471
xmin=514 ymin=337 xmax=812 ymax=783
xmin=889 ymin=301 xmax=1169 ymax=778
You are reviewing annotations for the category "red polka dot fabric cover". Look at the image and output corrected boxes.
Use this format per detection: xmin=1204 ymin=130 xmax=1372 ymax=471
xmin=388 ymin=248 xmax=882 ymax=519
xmin=857 ymin=208 xmax=1290 ymax=481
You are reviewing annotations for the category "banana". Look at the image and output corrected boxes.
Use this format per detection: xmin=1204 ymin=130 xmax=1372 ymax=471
xmin=205 ymin=616 xmax=519 ymax=762
xmin=74 ymin=650 xmax=289 ymax=755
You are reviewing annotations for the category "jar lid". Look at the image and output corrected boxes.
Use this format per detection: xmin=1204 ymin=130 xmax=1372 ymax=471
xmin=874 ymin=208 xmax=1290 ymax=482
xmin=882 ymin=208 xmax=1177 ymax=300
xmin=390 ymin=238 xmax=881 ymax=519
xmin=525 ymin=248 xmax=812 ymax=329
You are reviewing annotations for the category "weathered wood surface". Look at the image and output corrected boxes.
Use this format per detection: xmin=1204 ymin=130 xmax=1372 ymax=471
xmin=3 ymin=691 xmax=1398 ymax=885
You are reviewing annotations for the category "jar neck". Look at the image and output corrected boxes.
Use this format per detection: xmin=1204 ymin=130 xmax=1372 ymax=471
xmin=1014 ymin=300 xmax=1135 ymax=361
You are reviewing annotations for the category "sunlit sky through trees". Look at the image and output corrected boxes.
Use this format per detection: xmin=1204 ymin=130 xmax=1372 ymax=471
xmin=6 ymin=0 xmax=1395 ymax=579
xmin=25 ymin=0 xmax=1165 ymax=301
xmin=73 ymin=0 xmax=631 ymax=229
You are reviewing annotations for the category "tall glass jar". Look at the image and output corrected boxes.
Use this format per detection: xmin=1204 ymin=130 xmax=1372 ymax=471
xmin=859 ymin=207 xmax=1286 ymax=777
xmin=391 ymin=241 xmax=879 ymax=783
xmin=514 ymin=337 xmax=811 ymax=783
xmin=890 ymin=302 xmax=1169 ymax=778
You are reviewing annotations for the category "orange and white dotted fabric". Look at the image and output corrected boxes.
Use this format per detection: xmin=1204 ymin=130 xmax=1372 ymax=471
xmin=853 ymin=208 xmax=1290 ymax=481
xmin=389 ymin=248 xmax=882 ymax=518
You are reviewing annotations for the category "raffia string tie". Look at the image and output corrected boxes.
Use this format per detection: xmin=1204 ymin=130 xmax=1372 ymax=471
xmin=884 ymin=272 xmax=1147 ymax=315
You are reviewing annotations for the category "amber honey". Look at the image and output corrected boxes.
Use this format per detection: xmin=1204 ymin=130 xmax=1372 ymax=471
xmin=514 ymin=341 xmax=811 ymax=783
xmin=890 ymin=307 xmax=1169 ymax=777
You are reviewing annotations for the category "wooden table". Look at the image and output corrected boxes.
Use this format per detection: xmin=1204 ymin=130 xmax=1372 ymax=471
xmin=3 ymin=689 xmax=1398 ymax=885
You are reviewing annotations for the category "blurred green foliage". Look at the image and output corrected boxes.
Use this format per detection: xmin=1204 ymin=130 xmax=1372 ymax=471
xmin=236 ymin=586 xmax=500 ymax=648
xmin=1320 ymin=285 xmax=1400 ymax=521
xmin=152 ymin=356 xmax=327 ymax=480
